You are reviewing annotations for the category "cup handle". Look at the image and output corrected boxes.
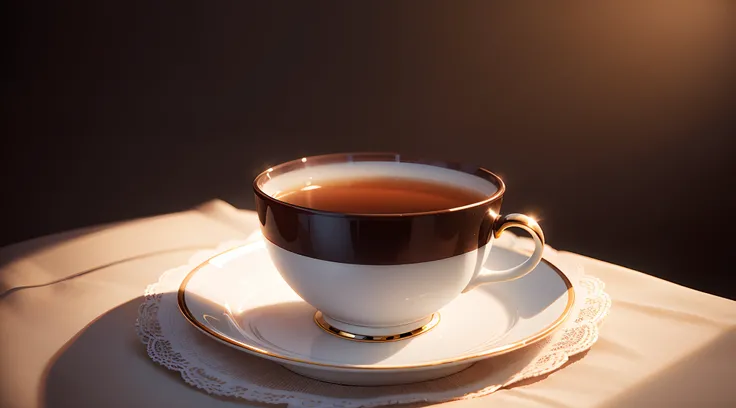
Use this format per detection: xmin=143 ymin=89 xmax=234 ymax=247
xmin=461 ymin=213 xmax=545 ymax=293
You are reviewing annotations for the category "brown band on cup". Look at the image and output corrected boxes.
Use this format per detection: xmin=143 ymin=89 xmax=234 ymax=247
xmin=253 ymin=153 xmax=505 ymax=265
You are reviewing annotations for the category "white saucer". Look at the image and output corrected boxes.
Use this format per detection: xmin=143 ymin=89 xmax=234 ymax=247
xmin=178 ymin=239 xmax=574 ymax=386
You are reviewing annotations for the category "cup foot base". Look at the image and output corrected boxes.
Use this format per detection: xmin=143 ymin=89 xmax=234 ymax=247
xmin=313 ymin=312 xmax=440 ymax=342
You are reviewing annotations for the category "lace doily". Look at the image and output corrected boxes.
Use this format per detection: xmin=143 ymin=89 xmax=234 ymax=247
xmin=136 ymin=234 xmax=611 ymax=407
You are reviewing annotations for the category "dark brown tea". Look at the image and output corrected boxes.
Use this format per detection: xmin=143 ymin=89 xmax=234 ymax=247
xmin=274 ymin=178 xmax=488 ymax=214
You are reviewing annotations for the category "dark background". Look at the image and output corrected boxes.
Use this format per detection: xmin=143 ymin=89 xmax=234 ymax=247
xmin=3 ymin=2 xmax=736 ymax=298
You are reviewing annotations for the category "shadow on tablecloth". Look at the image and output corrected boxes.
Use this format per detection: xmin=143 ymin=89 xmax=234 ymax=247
xmin=597 ymin=327 xmax=736 ymax=408
xmin=39 ymin=295 xmax=274 ymax=408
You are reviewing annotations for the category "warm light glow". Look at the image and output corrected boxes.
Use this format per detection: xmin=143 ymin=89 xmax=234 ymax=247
xmin=267 ymin=167 xmax=273 ymax=172
xmin=300 ymin=185 xmax=321 ymax=191
xmin=209 ymin=241 xmax=266 ymax=268
xmin=488 ymin=209 xmax=499 ymax=219
xmin=301 ymin=157 xmax=307 ymax=163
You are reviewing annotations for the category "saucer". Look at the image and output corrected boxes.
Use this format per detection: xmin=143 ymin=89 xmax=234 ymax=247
xmin=178 ymin=239 xmax=574 ymax=386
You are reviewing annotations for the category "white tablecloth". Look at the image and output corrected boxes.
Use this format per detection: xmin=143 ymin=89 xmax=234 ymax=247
xmin=1 ymin=200 xmax=734 ymax=408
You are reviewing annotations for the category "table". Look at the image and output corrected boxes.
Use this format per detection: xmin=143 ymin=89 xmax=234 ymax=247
xmin=1 ymin=200 xmax=734 ymax=408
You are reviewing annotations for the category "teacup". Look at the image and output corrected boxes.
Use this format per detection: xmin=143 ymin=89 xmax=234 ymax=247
xmin=253 ymin=153 xmax=544 ymax=341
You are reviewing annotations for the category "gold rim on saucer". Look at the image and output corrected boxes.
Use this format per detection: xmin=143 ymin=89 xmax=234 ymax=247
xmin=177 ymin=242 xmax=575 ymax=371
xmin=313 ymin=311 xmax=441 ymax=342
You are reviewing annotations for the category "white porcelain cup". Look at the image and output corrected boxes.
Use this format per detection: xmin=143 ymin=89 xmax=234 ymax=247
xmin=253 ymin=153 xmax=545 ymax=340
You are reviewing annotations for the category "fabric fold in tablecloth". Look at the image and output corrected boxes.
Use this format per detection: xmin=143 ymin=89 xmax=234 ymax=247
xmin=0 ymin=200 xmax=259 ymax=296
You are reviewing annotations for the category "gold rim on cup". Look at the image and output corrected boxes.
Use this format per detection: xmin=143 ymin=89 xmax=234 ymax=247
xmin=313 ymin=311 xmax=441 ymax=343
